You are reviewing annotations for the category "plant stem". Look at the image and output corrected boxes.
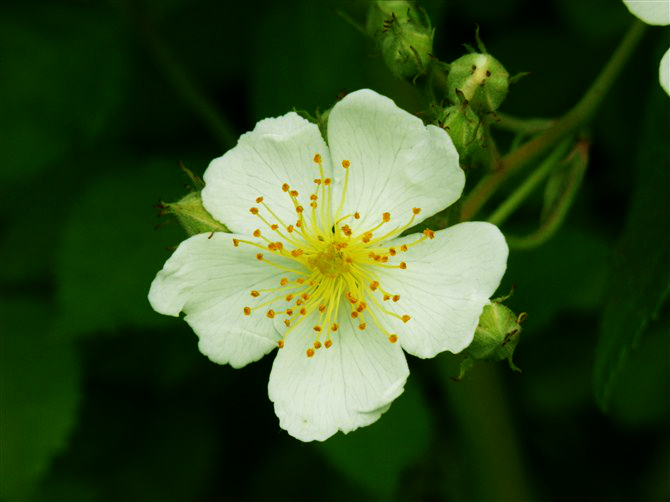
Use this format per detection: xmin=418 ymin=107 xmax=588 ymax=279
xmin=461 ymin=19 xmax=647 ymax=221
xmin=487 ymin=138 xmax=573 ymax=226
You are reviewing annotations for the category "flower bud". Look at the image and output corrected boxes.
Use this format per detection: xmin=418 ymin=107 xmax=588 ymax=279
xmin=366 ymin=0 xmax=434 ymax=81
xmin=439 ymin=100 xmax=486 ymax=161
xmin=158 ymin=191 xmax=228 ymax=237
xmin=454 ymin=300 xmax=524 ymax=380
xmin=446 ymin=52 xmax=509 ymax=114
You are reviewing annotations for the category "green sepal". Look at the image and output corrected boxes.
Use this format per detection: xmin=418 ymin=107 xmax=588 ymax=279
xmin=158 ymin=191 xmax=228 ymax=237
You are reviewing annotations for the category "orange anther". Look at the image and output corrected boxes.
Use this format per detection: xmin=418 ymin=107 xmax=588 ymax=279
xmin=383 ymin=294 xmax=391 ymax=301
xmin=310 ymin=202 xmax=317 ymax=209
xmin=268 ymin=243 xmax=277 ymax=251
xmin=250 ymin=207 xmax=259 ymax=215
xmin=256 ymin=197 xmax=264 ymax=203
xmin=256 ymin=253 xmax=263 ymax=260
xmin=287 ymin=225 xmax=294 ymax=233
xmin=299 ymin=307 xmax=307 ymax=315
xmin=400 ymin=244 xmax=408 ymax=252
xmin=283 ymin=319 xmax=291 ymax=327
xmin=271 ymin=224 xmax=279 ymax=230
xmin=324 ymin=178 xmax=332 ymax=186
xmin=401 ymin=315 xmax=411 ymax=323
xmin=382 ymin=212 xmax=391 ymax=222
xmin=314 ymin=341 xmax=322 ymax=349
xmin=310 ymin=194 xmax=318 ymax=201
xmin=388 ymin=334 xmax=398 ymax=344
xmin=277 ymin=339 xmax=285 ymax=348
xmin=412 ymin=207 xmax=421 ymax=215
xmin=331 ymin=323 xmax=338 ymax=332
xmin=280 ymin=277 xmax=289 ymax=286
xmin=291 ymin=249 xmax=304 ymax=257
xmin=232 ymin=239 xmax=240 ymax=247
xmin=318 ymin=304 xmax=326 ymax=313
xmin=399 ymin=262 xmax=407 ymax=269
xmin=389 ymin=247 xmax=397 ymax=256
xmin=354 ymin=212 xmax=360 ymax=219
xmin=423 ymin=228 xmax=435 ymax=239
xmin=297 ymin=278 xmax=305 ymax=284
xmin=358 ymin=323 xmax=367 ymax=330
xmin=266 ymin=310 xmax=275 ymax=319
xmin=253 ymin=229 xmax=261 ymax=237
xmin=351 ymin=311 xmax=359 ymax=318
xmin=392 ymin=295 xmax=400 ymax=302
xmin=313 ymin=153 xmax=322 ymax=163
xmin=296 ymin=206 xmax=304 ymax=213
xmin=301 ymin=293 xmax=310 ymax=300
xmin=251 ymin=290 xmax=260 ymax=297
xmin=314 ymin=178 xmax=322 ymax=185
xmin=296 ymin=220 xmax=303 ymax=228
xmin=325 ymin=339 xmax=333 ymax=348
xmin=282 ymin=183 xmax=290 ymax=192
xmin=243 ymin=307 xmax=251 ymax=316
xmin=306 ymin=348 xmax=315 ymax=358
xmin=370 ymin=281 xmax=379 ymax=291
xmin=290 ymin=190 xmax=299 ymax=197
xmin=342 ymin=160 xmax=350 ymax=168
xmin=313 ymin=325 xmax=322 ymax=332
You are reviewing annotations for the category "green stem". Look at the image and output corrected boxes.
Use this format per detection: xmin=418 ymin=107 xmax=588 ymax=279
xmin=461 ymin=19 xmax=647 ymax=221
xmin=487 ymin=138 xmax=573 ymax=226
xmin=491 ymin=112 xmax=554 ymax=135
xmin=507 ymin=138 xmax=590 ymax=249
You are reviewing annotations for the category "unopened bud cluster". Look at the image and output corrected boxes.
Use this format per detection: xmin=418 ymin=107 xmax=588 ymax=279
xmin=366 ymin=0 xmax=434 ymax=81
xmin=439 ymin=37 xmax=513 ymax=161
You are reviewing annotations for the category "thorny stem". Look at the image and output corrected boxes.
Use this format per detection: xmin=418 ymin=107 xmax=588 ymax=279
xmin=460 ymin=19 xmax=647 ymax=221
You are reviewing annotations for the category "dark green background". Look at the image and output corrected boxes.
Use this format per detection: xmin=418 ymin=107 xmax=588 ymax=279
xmin=2 ymin=1 xmax=668 ymax=501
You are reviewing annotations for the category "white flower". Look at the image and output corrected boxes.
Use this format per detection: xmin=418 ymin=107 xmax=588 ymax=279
xmin=623 ymin=0 xmax=670 ymax=95
xmin=149 ymin=89 xmax=508 ymax=441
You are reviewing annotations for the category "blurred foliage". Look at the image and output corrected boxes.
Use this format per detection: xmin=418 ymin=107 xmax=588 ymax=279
xmin=1 ymin=0 xmax=668 ymax=501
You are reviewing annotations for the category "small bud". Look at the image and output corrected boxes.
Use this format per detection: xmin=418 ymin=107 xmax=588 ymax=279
xmin=446 ymin=52 xmax=510 ymax=114
xmin=439 ymin=101 xmax=486 ymax=161
xmin=455 ymin=298 xmax=524 ymax=380
xmin=366 ymin=1 xmax=434 ymax=81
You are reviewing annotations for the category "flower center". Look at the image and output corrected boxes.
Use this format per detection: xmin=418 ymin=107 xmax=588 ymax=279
xmin=309 ymin=241 xmax=350 ymax=278
xmin=234 ymin=153 xmax=435 ymax=357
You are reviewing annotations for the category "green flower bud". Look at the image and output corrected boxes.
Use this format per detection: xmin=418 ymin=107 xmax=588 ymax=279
xmin=446 ymin=52 xmax=509 ymax=114
xmin=439 ymin=99 xmax=486 ymax=161
xmin=366 ymin=0 xmax=434 ymax=81
xmin=158 ymin=191 xmax=228 ymax=237
xmin=454 ymin=298 xmax=525 ymax=380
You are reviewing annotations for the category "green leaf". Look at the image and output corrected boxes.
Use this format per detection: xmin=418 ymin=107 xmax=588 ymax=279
xmin=593 ymin=78 xmax=670 ymax=411
xmin=316 ymin=380 xmax=432 ymax=499
xmin=0 ymin=299 xmax=81 ymax=500
xmin=55 ymin=158 xmax=188 ymax=337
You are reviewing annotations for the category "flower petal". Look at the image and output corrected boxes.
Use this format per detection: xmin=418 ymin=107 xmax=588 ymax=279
xmin=268 ymin=307 xmax=409 ymax=441
xmin=149 ymin=232 xmax=299 ymax=368
xmin=660 ymin=48 xmax=670 ymax=96
xmin=623 ymin=0 xmax=670 ymax=25
xmin=202 ymin=112 xmax=331 ymax=235
xmin=327 ymin=89 xmax=464 ymax=233
xmin=375 ymin=222 xmax=508 ymax=358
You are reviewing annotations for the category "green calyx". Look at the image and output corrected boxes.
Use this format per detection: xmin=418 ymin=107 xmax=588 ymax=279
xmin=454 ymin=294 xmax=526 ymax=380
xmin=366 ymin=0 xmax=434 ymax=81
